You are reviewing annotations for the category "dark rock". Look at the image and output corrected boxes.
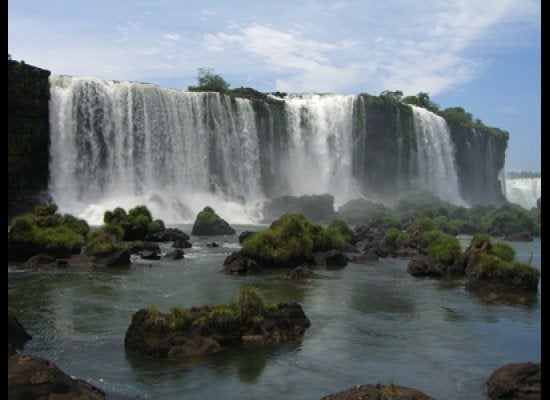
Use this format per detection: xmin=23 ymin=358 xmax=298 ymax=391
xmin=129 ymin=242 xmax=161 ymax=254
xmin=324 ymin=250 xmax=349 ymax=266
xmin=20 ymin=253 xmax=57 ymax=270
xmin=172 ymin=237 xmax=193 ymax=249
xmin=191 ymin=207 xmax=236 ymax=236
xmin=8 ymin=311 xmax=32 ymax=357
xmin=287 ymin=264 xmax=313 ymax=279
xmin=145 ymin=228 xmax=190 ymax=242
xmin=395 ymin=247 xmax=420 ymax=258
xmin=504 ymin=231 xmax=533 ymax=242
xmin=164 ymin=250 xmax=184 ymax=260
xmin=407 ymin=256 xmax=464 ymax=277
xmin=140 ymin=250 xmax=161 ymax=260
xmin=223 ymin=251 xmax=261 ymax=274
xmin=238 ymin=231 xmax=255 ymax=244
xmin=206 ymin=242 xmax=219 ymax=248
xmin=320 ymin=383 xmax=433 ymax=400
xmin=124 ymin=301 xmax=310 ymax=359
xmin=66 ymin=254 xmax=99 ymax=268
xmin=96 ymin=250 xmax=131 ymax=267
xmin=8 ymin=354 xmax=105 ymax=400
xmin=487 ymin=362 xmax=540 ymax=400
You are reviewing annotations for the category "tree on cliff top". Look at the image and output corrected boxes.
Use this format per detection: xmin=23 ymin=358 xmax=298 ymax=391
xmin=188 ymin=67 xmax=230 ymax=93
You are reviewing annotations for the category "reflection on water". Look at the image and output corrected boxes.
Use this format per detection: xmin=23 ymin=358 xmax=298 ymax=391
xmin=8 ymin=226 xmax=541 ymax=400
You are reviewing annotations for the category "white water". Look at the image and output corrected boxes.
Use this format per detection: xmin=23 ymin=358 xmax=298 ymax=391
xmin=410 ymin=105 xmax=466 ymax=205
xmin=49 ymin=76 xmax=264 ymax=225
xmin=283 ymin=94 xmax=362 ymax=207
xmin=49 ymin=77 xmax=468 ymax=224
xmin=503 ymin=177 xmax=541 ymax=209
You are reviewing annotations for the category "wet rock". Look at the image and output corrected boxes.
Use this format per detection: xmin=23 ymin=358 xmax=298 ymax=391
xmin=223 ymin=251 xmax=261 ymax=274
xmin=320 ymin=383 xmax=433 ymax=400
xmin=287 ymin=264 xmax=313 ymax=279
xmin=487 ymin=362 xmax=540 ymax=400
xmin=8 ymin=354 xmax=105 ymax=400
xmin=164 ymin=249 xmax=184 ymax=260
xmin=8 ymin=311 xmax=32 ymax=357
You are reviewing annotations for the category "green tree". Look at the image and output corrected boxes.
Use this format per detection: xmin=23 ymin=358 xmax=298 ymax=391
xmin=188 ymin=67 xmax=230 ymax=93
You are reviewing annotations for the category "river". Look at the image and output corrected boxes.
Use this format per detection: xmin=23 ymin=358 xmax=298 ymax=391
xmin=8 ymin=226 xmax=541 ymax=399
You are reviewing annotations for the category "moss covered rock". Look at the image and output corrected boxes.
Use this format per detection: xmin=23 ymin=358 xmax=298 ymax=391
xmin=191 ymin=206 xmax=236 ymax=236
xmin=124 ymin=286 xmax=310 ymax=359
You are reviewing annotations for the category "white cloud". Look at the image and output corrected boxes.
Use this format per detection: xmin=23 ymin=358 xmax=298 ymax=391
xmin=163 ymin=33 xmax=182 ymax=42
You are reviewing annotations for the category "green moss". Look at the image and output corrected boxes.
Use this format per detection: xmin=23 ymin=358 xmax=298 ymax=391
xmin=417 ymin=230 xmax=461 ymax=265
xmin=9 ymin=204 xmax=89 ymax=260
xmin=491 ymin=242 xmax=516 ymax=262
xmin=205 ymin=305 xmax=239 ymax=332
xmin=385 ymin=228 xmax=411 ymax=248
xmin=167 ymin=307 xmax=193 ymax=330
xmin=195 ymin=206 xmax=221 ymax=225
xmin=234 ymin=286 xmax=267 ymax=322
xmin=473 ymin=254 xmax=539 ymax=284
xmin=86 ymin=224 xmax=126 ymax=257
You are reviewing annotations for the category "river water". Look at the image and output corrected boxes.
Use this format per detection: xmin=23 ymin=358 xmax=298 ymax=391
xmin=8 ymin=226 xmax=541 ymax=400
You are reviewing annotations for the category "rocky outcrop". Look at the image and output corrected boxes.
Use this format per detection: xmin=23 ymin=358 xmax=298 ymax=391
xmin=407 ymin=256 xmax=465 ymax=278
xmin=20 ymin=251 xmax=131 ymax=269
xmin=286 ymin=264 xmax=313 ymax=279
xmin=8 ymin=60 xmax=51 ymax=223
xmin=223 ymin=251 xmax=261 ymax=274
xmin=8 ymin=354 xmax=105 ymax=400
xmin=191 ymin=207 xmax=236 ymax=236
xmin=487 ymin=362 xmax=541 ymax=400
xmin=124 ymin=301 xmax=311 ymax=359
xmin=321 ymin=383 xmax=433 ymax=400
xmin=8 ymin=311 xmax=32 ymax=357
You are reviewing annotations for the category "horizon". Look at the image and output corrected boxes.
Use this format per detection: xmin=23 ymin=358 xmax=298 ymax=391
xmin=8 ymin=0 xmax=541 ymax=173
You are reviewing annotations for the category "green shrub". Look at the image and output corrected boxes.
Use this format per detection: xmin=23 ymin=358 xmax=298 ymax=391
xmin=473 ymin=254 xmax=540 ymax=285
xmin=167 ymin=307 xmax=193 ymax=330
xmin=235 ymin=286 xmax=267 ymax=322
xmin=338 ymin=199 xmax=400 ymax=227
xmin=418 ymin=230 xmax=461 ymax=265
xmin=326 ymin=219 xmax=354 ymax=242
xmin=101 ymin=205 xmax=164 ymax=241
xmin=205 ymin=305 xmax=238 ymax=332
xmin=86 ymin=224 xmax=126 ymax=256
xmin=491 ymin=242 xmax=516 ymax=262
xmin=9 ymin=205 xmax=88 ymax=259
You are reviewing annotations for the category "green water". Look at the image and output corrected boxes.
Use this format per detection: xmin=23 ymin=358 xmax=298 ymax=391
xmin=8 ymin=227 xmax=541 ymax=399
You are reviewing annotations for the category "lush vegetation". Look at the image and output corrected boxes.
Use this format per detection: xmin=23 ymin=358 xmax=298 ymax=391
xmin=103 ymin=205 xmax=165 ymax=241
xmin=143 ymin=286 xmax=275 ymax=333
xmin=188 ymin=67 xmax=230 ymax=93
xmin=338 ymin=198 xmax=401 ymax=228
xmin=466 ymin=235 xmax=539 ymax=290
xmin=193 ymin=206 xmax=221 ymax=225
xmin=8 ymin=203 xmax=89 ymax=260
xmin=242 ymin=213 xmax=351 ymax=268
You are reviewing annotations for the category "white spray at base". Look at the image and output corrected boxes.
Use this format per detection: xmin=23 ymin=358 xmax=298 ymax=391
xmin=49 ymin=76 xmax=468 ymax=225
xmin=503 ymin=177 xmax=541 ymax=209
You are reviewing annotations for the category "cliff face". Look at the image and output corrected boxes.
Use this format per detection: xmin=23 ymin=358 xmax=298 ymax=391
xmin=448 ymin=123 xmax=508 ymax=205
xmin=8 ymin=60 xmax=51 ymax=221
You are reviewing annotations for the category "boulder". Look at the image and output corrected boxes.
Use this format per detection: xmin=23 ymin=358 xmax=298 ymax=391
xmin=124 ymin=300 xmax=311 ymax=359
xmin=407 ymin=256 xmax=464 ymax=278
xmin=286 ymin=264 xmax=313 ymax=279
xmin=8 ymin=311 xmax=32 ymax=357
xmin=172 ymin=237 xmax=193 ymax=249
xmin=223 ymin=251 xmax=261 ymax=274
xmin=8 ymin=354 xmax=105 ymax=400
xmin=145 ymin=227 xmax=190 ymax=242
xmin=504 ymin=231 xmax=533 ymax=242
xmin=191 ymin=207 xmax=236 ymax=236
xmin=323 ymin=250 xmax=349 ymax=266
xmin=20 ymin=253 xmax=58 ymax=270
xmin=320 ymin=383 xmax=433 ymax=400
xmin=487 ymin=362 xmax=540 ymax=400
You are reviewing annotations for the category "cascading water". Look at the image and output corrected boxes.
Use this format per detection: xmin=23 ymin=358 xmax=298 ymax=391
xmin=283 ymin=94 xmax=362 ymax=205
xmin=49 ymin=76 xmax=470 ymax=224
xmin=49 ymin=76 xmax=264 ymax=224
xmin=503 ymin=177 xmax=541 ymax=209
xmin=409 ymin=105 xmax=466 ymax=205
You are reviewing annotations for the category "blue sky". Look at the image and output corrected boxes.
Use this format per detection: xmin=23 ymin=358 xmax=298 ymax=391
xmin=8 ymin=0 xmax=541 ymax=173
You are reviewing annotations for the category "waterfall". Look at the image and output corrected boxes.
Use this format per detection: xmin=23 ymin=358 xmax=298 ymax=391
xmin=49 ymin=76 xmax=472 ymax=224
xmin=282 ymin=94 xmax=362 ymax=206
xmin=49 ymin=76 xmax=264 ymax=224
xmin=504 ymin=177 xmax=541 ymax=209
xmin=409 ymin=105 xmax=466 ymax=205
